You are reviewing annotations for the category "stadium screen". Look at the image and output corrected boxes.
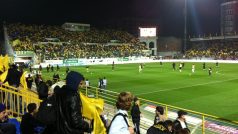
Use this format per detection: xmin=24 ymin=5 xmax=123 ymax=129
xmin=139 ymin=28 xmax=157 ymax=37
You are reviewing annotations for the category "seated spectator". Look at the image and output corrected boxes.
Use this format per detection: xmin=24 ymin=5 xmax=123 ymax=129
xmin=20 ymin=103 xmax=41 ymax=134
xmin=0 ymin=103 xmax=16 ymax=134
xmin=147 ymin=120 xmax=173 ymax=134
xmin=173 ymin=110 xmax=190 ymax=134
xmin=108 ymin=92 xmax=134 ymax=134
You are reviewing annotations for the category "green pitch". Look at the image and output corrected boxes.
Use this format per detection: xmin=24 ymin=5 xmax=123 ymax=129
xmin=41 ymin=62 xmax=238 ymax=121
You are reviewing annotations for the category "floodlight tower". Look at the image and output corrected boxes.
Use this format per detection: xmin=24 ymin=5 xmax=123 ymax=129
xmin=183 ymin=0 xmax=187 ymax=53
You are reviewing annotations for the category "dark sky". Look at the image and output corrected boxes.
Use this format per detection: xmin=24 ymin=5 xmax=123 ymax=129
xmin=0 ymin=0 xmax=222 ymax=37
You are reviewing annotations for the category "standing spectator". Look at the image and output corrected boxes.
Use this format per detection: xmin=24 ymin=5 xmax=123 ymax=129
xmin=154 ymin=106 xmax=166 ymax=125
xmin=20 ymin=103 xmax=40 ymax=134
xmin=0 ymin=103 xmax=16 ymax=134
xmin=131 ymin=97 xmax=141 ymax=134
xmin=173 ymin=110 xmax=190 ymax=134
xmin=102 ymin=77 xmax=107 ymax=90
xmin=108 ymin=92 xmax=134 ymax=134
xmin=26 ymin=74 xmax=33 ymax=89
xmin=4 ymin=64 xmax=22 ymax=88
xmin=56 ymin=71 xmax=91 ymax=133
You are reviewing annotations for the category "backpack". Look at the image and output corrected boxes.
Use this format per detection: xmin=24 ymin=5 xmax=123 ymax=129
xmin=35 ymin=95 xmax=56 ymax=125
xmin=107 ymin=113 xmax=129 ymax=134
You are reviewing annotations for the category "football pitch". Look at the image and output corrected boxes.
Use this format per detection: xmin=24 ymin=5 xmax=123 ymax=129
xmin=41 ymin=62 xmax=238 ymax=121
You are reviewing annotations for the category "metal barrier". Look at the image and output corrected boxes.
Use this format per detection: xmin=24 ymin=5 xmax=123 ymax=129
xmin=0 ymin=84 xmax=42 ymax=117
xmin=81 ymin=86 xmax=238 ymax=134
xmin=1 ymin=83 xmax=237 ymax=133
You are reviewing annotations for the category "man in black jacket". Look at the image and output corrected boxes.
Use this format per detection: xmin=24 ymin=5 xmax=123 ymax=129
xmin=56 ymin=71 xmax=91 ymax=134
xmin=4 ymin=64 xmax=22 ymax=88
xmin=21 ymin=103 xmax=41 ymax=134
xmin=147 ymin=120 xmax=173 ymax=134
xmin=173 ymin=110 xmax=190 ymax=134
xmin=131 ymin=97 xmax=141 ymax=134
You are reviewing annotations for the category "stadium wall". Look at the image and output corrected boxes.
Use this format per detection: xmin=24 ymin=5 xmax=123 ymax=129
xmin=33 ymin=57 xmax=238 ymax=68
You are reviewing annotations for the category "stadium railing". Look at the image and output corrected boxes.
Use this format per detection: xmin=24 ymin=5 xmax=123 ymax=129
xmin=81 ymin=86 xmax=238 ymax=134
xmin=0 ymin=84 xmax=42 ymax=117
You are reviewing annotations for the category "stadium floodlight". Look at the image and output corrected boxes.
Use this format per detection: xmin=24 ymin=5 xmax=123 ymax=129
xmin=184 ymin=0 xmax=187 ymax=53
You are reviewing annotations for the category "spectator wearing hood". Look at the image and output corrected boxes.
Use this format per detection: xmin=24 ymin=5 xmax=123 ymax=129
xmin=56 ymin=71 xmax=91 ymax=134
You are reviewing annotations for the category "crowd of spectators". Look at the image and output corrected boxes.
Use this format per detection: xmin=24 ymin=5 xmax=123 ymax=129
xmin=7 ymin=23 xmax=147 ymax=59
xmin=185 ymin=41 xmax=238 ymax=60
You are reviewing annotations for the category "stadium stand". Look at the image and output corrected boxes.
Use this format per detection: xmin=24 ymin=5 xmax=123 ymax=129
xmin=6 ymin=23 xmax=147 ymax=59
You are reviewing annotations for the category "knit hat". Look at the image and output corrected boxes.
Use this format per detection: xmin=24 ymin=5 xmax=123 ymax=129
xmin=66 ymin=71 xmax=84 ymax=91
xmin=0 ymin=103 xmax=6 ymax=113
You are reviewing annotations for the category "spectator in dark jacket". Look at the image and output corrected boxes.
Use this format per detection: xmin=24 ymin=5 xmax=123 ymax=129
xmin=173 ymin=110 xmax=190 ymax=134
xmin=131 ymin=97 xmax=141 ymax=134
xmin=26 ymin=74 xmax=33 ymax=89
xmin=20 ymin=103 xmax=40 ymax=134
xmin=56 ymin=71 xmax=91 ymax=134
xmin=4 ymin=64 xmax=22 ymax=87
xmin=147 ymin=120 xmax=173 ymax=134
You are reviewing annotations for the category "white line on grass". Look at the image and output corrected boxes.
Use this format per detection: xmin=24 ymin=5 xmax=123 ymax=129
xmin=135 ymin=77 xmax=238 ymax=96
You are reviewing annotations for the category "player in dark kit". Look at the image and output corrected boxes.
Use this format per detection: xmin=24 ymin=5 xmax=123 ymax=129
xmin=172 ymin=62 xmax=176 ymax=71
xmin=216 ymin=62 xmax=219 ymax=67
xmin=208 ymin=67 xmax=212 ymax=76
xmin=112 ymin=61 xmax=115 ymax=71
xmin=203 ymin=62 xmax=206 ymax=70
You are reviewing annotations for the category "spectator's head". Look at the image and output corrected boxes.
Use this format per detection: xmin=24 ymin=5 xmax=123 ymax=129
xmin=177 ymin=110 xmax=187 ymax=120
xmin=27 ymin=103 xmax=37 ymax=114
xmin=116 ymin=92 xmax=133 ymax=111
xmin=66 ymin=71 xmax=84 ymax=91
xmin=0 ymin=103 xmax=7 ymax=122
xmin=156 ymin=106 xmax=164 ymax=115
xmin=164 ymin=120 xmax=173 ymax=132
xmin=37 ymin=82 xmax=49 ymax=99
xmin=46 ymin=80 xmax=53 ymax=87
xmin=133 ymin=97 xmax=140 ymax=106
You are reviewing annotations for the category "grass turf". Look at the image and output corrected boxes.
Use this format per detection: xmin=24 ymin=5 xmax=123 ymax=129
xmin=40 ymin=62 xmax=238 ymax=121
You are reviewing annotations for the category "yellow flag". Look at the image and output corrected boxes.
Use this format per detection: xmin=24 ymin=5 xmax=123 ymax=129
xmin=80 ymin=93 xmax=106 ymax=134
xmin=0 ymin=70 xmax=8 ymax=82
xmin=2 ymin=55 xmax=9 ymax=71
xmin=20 ymin=71 xmax=28 ymax=90
xmin=0 ymin=56 xmax=3 ymax=72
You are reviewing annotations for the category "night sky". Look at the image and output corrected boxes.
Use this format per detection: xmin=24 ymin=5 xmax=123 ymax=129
xmin=0 ymin=0 xmax=222 ymax=37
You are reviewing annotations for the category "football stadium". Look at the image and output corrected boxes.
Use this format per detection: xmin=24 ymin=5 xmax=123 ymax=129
xmin=0 ymin=0 xmax=238 ymax=134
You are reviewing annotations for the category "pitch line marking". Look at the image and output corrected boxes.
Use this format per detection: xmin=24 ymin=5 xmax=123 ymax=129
xmin=135 ymin=77 xmax=238 ymax=96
